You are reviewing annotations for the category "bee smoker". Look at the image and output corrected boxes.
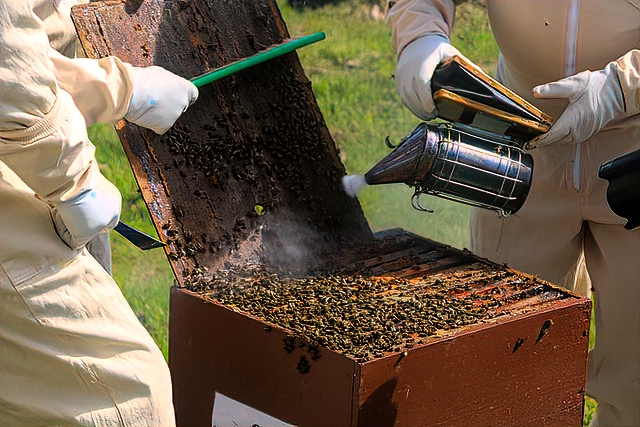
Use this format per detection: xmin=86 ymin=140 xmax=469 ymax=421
xmin=364 ymin=122 xmax=534 ymax=216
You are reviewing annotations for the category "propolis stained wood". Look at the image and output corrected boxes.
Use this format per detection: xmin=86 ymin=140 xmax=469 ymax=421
xmin=71 ymin=2 xmax=591 ymax=426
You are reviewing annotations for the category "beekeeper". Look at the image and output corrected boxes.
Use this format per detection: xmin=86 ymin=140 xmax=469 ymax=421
xmin=0 ymin=1 xmax=198 ymax=425
xmin=387 ymin=1 xmax=639 ymax=425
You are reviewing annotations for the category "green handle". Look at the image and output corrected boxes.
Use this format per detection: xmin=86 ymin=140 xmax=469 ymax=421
xmin=190 ymin=32 xmax=326 ymax=88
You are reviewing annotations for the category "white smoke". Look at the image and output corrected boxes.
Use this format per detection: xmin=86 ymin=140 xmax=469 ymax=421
xmin=342 ymin=174 xmax=367 ymax=198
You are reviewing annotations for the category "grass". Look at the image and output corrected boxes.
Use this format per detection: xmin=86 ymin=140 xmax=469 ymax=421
xmin=89 ymin=1 xmax=594 ymax=423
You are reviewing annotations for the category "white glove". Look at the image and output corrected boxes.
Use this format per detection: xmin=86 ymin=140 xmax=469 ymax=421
xmin=526 ymin=61 xmax=626 ymax=149
xmin=125 ymin=65 xmax=199 ymax=135
xmin=53 ymin=173 xmax=122 ymax=249
xmin=395 ymin=34 xmax=462 ymax=120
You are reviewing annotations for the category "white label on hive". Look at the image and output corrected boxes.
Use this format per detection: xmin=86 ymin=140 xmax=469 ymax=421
xmin=212 ymin=391 xmax=295 ymax=427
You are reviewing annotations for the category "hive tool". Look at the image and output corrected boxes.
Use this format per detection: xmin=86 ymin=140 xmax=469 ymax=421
xmin=114 ymin=221 xmax=165 ymax=250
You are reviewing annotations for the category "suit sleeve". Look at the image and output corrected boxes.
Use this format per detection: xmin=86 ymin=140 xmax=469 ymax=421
xmin=616 ymin=49 xmax=640 ymax=115
xmin=49 ymin=50 xmax=135 ymax=126
xmin=0 ymin=0 xmax=103 ymax=204
xmin=386 ymin=0 xmax=458 ymax=55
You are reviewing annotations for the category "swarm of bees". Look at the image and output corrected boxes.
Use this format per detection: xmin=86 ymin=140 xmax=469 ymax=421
xmin=186 ymin=264 xmax=560 ymax=362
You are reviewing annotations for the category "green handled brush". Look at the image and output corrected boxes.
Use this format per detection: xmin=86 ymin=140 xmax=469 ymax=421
xmin=190 ymin=32 xmax=326 ymax=88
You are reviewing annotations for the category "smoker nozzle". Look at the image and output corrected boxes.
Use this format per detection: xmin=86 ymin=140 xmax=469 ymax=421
xmin=364 ymin=123 xmax=438 ymax=186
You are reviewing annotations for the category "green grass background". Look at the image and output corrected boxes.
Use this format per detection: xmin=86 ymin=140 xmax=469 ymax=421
xmin=90 ymin=1 xmax=594 ymax=423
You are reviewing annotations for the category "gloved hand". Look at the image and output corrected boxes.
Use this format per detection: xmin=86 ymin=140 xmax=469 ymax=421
xmin=395 ymin=34 xmax=462 ymax=120
xmin=526 ymin=61 xmax=626 ymax=149
xmin=125 ymin=65 xmax=199 ymax=135
xmin=52 ymin=172 xmax=122 ymax=249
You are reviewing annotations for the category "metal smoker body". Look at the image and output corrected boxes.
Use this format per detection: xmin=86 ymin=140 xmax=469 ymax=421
xmin=364 ymin=122 xmax=534 ymax=216
xmin=361 ymin=55 xmax=549 ymax=216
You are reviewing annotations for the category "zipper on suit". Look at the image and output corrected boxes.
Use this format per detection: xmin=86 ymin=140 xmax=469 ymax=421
xmin=566 ymin=0 xmax=582 ymax=191
xmin=565 ymin=0 xmax=580 ymax=77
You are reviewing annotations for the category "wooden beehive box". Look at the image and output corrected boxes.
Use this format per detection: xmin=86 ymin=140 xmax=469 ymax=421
xmin=71 ymin=1 xmax=591 ymax=426
xmin=169 ymin=229 xmax=590 ymax=427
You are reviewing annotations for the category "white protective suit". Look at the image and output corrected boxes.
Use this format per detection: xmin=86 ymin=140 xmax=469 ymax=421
xmin=387 ymin=1 xmax=640 ymax=426
xmin=40 ymin=0 xmax=115 ymax=273
xmin=0 ymin=1 xmax=196 ymax=425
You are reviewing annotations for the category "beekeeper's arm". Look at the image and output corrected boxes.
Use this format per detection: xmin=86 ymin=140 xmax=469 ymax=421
xmin=527 ymin=49 xmax=640 ymax=149
xmin=49 ymin=49 xmax=198 ymax=135
xmin=387 ymin=0 xmax=467 ymax=119
xmin=0 ymin=2 xmax=119 ymax=249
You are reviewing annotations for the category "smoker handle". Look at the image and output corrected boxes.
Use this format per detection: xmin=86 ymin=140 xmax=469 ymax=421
xmin=598 ymin=149 xmax=640 ymax=230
